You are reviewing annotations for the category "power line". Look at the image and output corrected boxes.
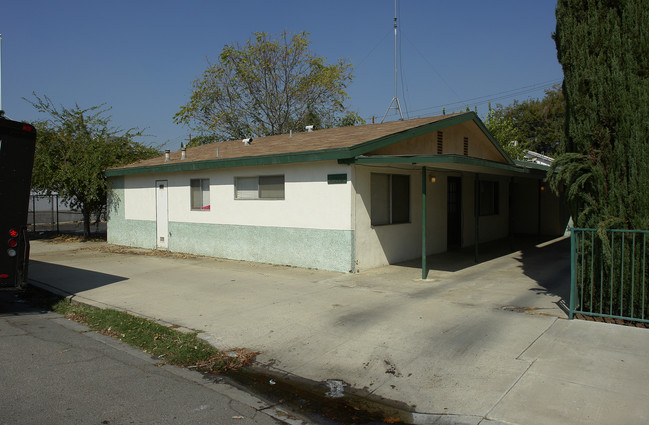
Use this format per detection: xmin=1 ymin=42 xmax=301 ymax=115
xmin=355 ymin=29 xmax=392 ymax=70
xmin=369 ymin=78 xmax=561 ymax=121
xmin=411 ymin=78 xmax=561 ymax=115
xmin=400 ymin=28 xmax=462 ymax=101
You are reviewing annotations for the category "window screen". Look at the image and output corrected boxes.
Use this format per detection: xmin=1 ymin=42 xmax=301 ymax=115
xmin=371 ymin=173 xmax=410 ymax=226
xmin=235 ymin=177 xmax=258 ymax=199
xmin=235 ymin=175 xmax=285 ymax=199
xmin=391 ymin=174 xmax=410 ymax=223
xmin=190 ymin=179 xmax=210 ymax=210
xmin=259 ymin=175 xmax=285 ymax=199
xmin=371 ymin=174 xmax=390 ymax=226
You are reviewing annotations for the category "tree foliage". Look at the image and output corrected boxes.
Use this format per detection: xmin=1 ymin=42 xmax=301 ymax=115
xmin=483 ymin=102 xmax=527 ymax=160
xmin=484 ymin=84 xmax=565 ymax=158
xmin=26 ymin=94 xmax=159 ymax=238
xmin=174 ymin=31 xmax=361 ymax=145
xmin=550 ymin=0 xmax=649 ymax=230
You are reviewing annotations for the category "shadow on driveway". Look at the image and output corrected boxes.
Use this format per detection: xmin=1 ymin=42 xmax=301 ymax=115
xmin=29 ymin=260 xmax=128 ymax=295
xmin=518 ymin=237 xmax=571 ymax=303
xmin=398 ymin=235 xmax=571 ymax=308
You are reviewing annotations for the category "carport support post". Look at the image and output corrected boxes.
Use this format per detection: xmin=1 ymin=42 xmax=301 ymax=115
xmin=422 ymin=166 xmax=427 ymax=279
xmin=537 ymin=179 xmax=542 ymax=242
xmin=474 ymin=174 xmax=480 ymax=263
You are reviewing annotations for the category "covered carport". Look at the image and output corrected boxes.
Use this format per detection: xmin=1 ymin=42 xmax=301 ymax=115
xmin=344 ymin=154 xmax=560 ymax=278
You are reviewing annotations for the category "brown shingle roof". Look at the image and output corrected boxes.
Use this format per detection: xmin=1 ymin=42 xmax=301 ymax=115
xmin=114 ymin=113 xmax=466 ymax=170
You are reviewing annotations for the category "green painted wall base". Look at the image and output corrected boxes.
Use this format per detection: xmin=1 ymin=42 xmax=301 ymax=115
xmin=168 ymin=222 xmax=354 ymax=273
xmin=109 ymin=218 xmax=355 ymax=273
xmin=108 ymin=218 xmax=157 ymax=249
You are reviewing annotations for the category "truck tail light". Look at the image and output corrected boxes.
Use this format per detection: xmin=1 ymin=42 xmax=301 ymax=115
xmin=8 ymin=229 xmax=19 ymax=252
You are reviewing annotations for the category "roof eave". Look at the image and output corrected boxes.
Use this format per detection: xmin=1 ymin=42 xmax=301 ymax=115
xmin=104 ymin=147 xmax=354 ymax=177
xmin=341 ymin=154 xmax=529 ymax=174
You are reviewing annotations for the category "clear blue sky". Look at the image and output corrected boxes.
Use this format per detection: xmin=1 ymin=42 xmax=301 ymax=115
xmin=1 ymin=0 xmax=562 ymax=151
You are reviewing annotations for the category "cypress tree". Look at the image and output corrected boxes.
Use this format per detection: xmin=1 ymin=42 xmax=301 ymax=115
xmin=551 ymin=0 xmax=649 ymax=230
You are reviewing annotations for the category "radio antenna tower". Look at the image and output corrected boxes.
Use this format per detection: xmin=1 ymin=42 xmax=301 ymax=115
xmin=381 ymin=0 xmax=404 ymax=122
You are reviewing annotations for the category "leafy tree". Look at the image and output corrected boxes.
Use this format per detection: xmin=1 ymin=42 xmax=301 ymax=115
xmin=337 ymin=111 xmax=366 ymax=128
xmin=483 ymin=102 xmax=528 ymax=160
xmin=504 ymin=85 xmax=565 ymax=156
xmin=550 ymin=0 xmax=649 ymax=230
xmin=485 ymin=85 xmax=565 ymax=157
xmin=26 ymin=94 xmax=160 ymax=238
xmin=174 ymin=31 xmax=360 ymax=144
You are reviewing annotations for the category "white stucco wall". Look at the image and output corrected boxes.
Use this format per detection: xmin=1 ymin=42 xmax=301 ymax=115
xmin=122 ymin=161 xmax=353 ymax=231
xmin=353 ymin=165 xmax=424 ymax=271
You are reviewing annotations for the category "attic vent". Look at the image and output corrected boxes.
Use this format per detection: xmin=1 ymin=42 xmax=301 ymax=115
xmin=305 ymin=125 xmax=314 ymax=132
xmin=463 ymin=137 xmax=469 ymax=156
xmin=436 ymin=131 xmax=443 ymax=154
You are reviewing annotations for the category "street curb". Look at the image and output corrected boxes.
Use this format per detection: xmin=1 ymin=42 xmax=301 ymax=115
xmin=28 ymin=279 xmax=311 ymax=425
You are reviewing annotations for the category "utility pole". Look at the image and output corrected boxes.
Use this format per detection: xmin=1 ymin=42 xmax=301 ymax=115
xmin=381 ymin=0 xmax=404 ymax=123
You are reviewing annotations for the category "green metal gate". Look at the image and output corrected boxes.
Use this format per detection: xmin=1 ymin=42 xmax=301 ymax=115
xmin=570 ymin=228 xmax=649 ymax=323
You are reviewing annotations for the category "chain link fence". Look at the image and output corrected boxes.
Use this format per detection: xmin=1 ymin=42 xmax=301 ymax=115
xmin=27 ymin=193 xmax=87 ymax=234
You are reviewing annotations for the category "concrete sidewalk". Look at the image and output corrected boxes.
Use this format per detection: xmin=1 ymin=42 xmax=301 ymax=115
xmin=28 ymin=238 xmax=649 ymax=425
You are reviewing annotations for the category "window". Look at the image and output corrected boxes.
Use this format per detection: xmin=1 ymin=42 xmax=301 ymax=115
xmin=235 ymin=175 xmax=285 ymax=199
xmin=371 ymin=173 xmax=410 ymax=226
xmin=479 ymin=181 xmax=499 ymax=216
xmin=190 ymin=179 xmax=210 ymax=210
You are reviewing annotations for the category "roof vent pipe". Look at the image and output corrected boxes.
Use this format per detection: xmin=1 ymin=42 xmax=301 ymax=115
xmin=305 ymin=125 xmax=314 ymax=132
xmin=181 ymin=147 xmax=186 ymax=160
xmin=164 ymin=150 xmax=170 ymax=162
xmin=242 ymin=138 xmax=252 ymax=145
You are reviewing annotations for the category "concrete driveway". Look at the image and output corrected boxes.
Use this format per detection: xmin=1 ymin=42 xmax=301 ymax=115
xmin=28 ymin=237 xmax=649 ymax=425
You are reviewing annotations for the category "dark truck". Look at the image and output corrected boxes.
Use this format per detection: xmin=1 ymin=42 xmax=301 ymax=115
xmin=0 ymin=115 xmax=36 ymax=289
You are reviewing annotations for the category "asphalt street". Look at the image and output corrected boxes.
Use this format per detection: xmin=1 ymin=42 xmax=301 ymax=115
xmin=0 ymin=291 xmax=302 ymax=425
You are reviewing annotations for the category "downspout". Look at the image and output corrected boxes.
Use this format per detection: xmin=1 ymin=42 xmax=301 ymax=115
xmin=474 ymin=174 xmax=480 ymax=263
xmin=422 ymin=166 xmax=427 ymax=279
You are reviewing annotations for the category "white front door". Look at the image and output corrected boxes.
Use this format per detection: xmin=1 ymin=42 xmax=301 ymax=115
xmin=155 ymin=180 xmax=169 ymax=249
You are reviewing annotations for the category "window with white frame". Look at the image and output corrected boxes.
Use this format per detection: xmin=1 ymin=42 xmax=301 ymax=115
xmin=235 ymin=175 xmax=285 ymax=199
xmin=190 ymin=179 xmax=210 ymax=210
xmin=371 ymin=173 xmax=410 ymax=226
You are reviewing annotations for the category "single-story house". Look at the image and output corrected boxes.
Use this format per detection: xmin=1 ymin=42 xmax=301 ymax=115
xmin=105 ymin=112 xmax=569 ymax=275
